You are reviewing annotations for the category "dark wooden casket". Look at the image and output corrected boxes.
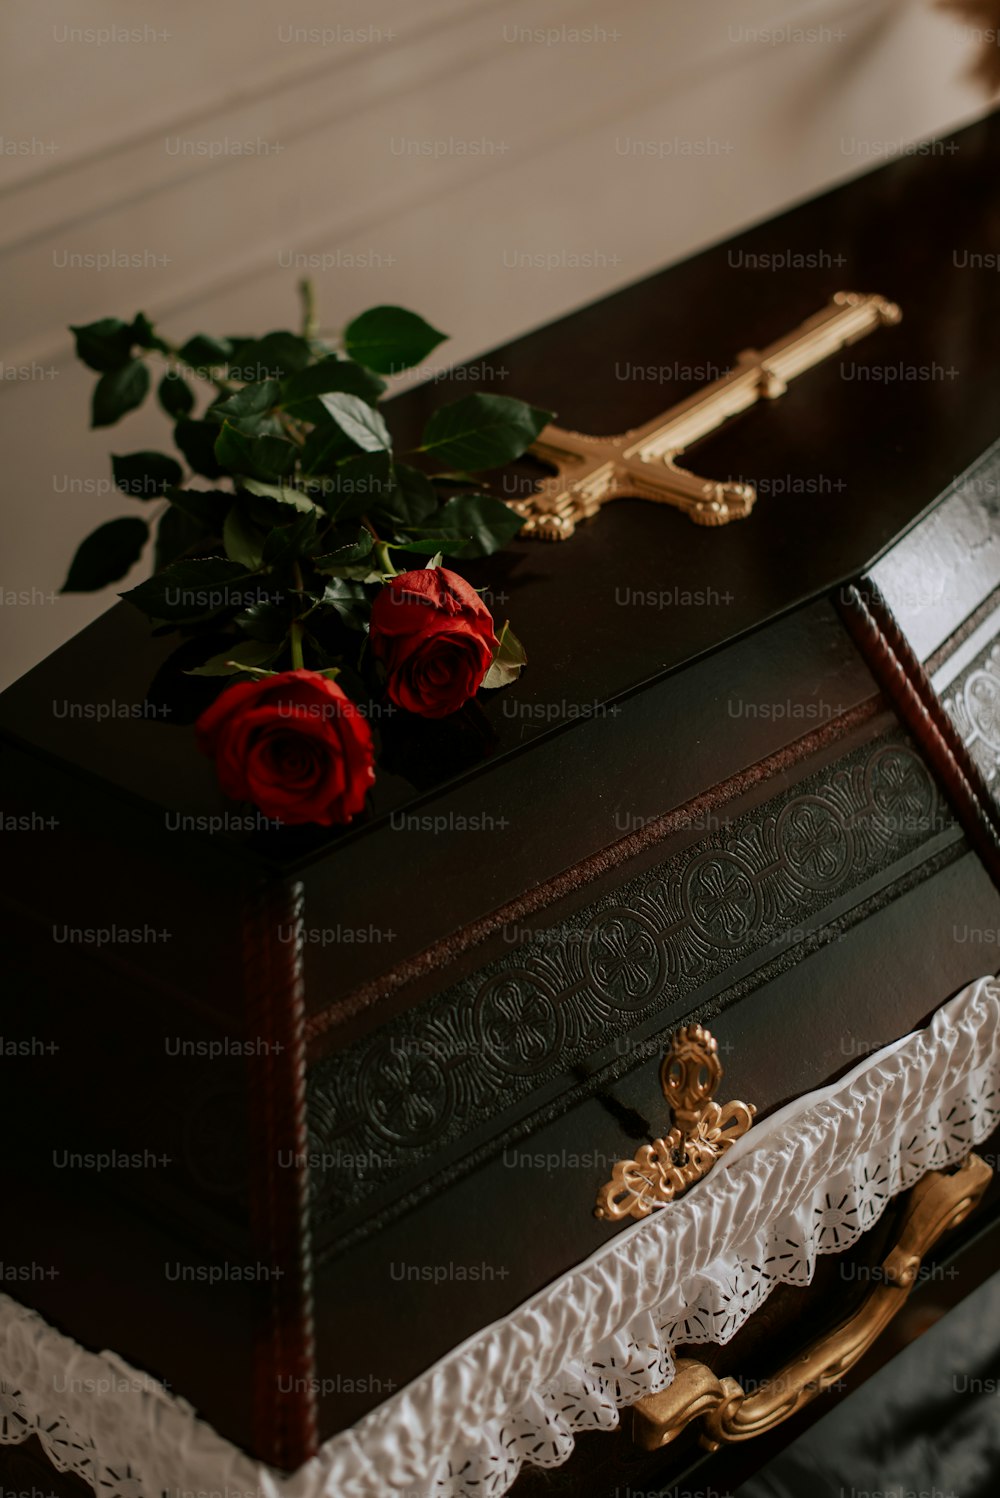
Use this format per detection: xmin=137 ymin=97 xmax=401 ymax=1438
xmin=3 ymin=112 xmax=1000 ymax=1498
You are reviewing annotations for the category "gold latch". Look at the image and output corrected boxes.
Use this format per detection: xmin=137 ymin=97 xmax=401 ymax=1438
xmin=511 ymin=291 xmax=901 ymax=539
xmin=595 ymin=1023 xmax=755 ymax=1222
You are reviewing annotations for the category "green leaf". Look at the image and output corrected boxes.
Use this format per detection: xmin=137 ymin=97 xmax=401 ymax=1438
xmin=402 ymin=493 xmax=524 ymax=558
xmin=121 ymin=557 xmax=251 ymax=621
xmin=91 ymin=360 xmax=150 ymax=427
xmin=242 ymin=432 xmax=299 ymax=483
xmin=111 ymin=451 xmax=183 ymax=499
xmin=387 ymin=535 xmax=454 ymax=557
xmin=262 ymin=510 xmax=320 ymax=566
xmin=381 ymin=461 xmax=437 ymax=526
xmin=164 ymin=486 xmax=230 ymax=530
xmin=481 ymin=622 xmax=527 ymax=689
xmin=158 ymin=371 xmax=195 ymax=417
xmin=71 ymin=313 xmax=162 ymax=372
xmin=229 ymin=331 xmax=311 ymax=380
xmin=223 ymin=504 xmax=265 ymax=569
xmin=343 ymin=305 xmax=447 ymax=374
xmin=318 ymin=562 xmax=384 ymax=583
xmin=70 ymin=317 xmax=136 ymax=373
xmin=215 ymin=422 xmax=298 ymax=481
xmin=418 ymin=394 xmax=552 ymax=470
xmin=178 ymin=334 xmax=234 ymax=370
xmin=208 ymin=379 xmax=281 ymax=431
xmin=317 ymin=391 xmax=392 ymax=453
xmin=280 ymin=357 xmax=386 ymax=420
xmin=429 ymin=471 xmax=481 ymax=487
xmin=130 ymin=312 xmax=166 ymax=352
xmin=61 ymin=516 xmax=149 ymax=592
xmin=239 ymin=476 xmax=319 ymax=514
xmin=320 ymin=577 xmax=370 ymax=630
xmin=186 ymin=640 xmax=282 ymax=676
xmin=312 ymin=529 xmax=374 ymax=568
xmin=214 ymin=420 xmax=254 ymax=473
xmin=234 ymin=599 xmax=293 ymax=643
xmin=154 ymin=505 xmax=206 ymax=571
xmin=313 ymin=525 xmax=381 ymax=580
xmin=300 ymin=423 xmax=356 ymax=478
xmin=174 ymin=418 xmax=226 ymax=478
xmin=322 ymin=451 xmax=393 ymax=520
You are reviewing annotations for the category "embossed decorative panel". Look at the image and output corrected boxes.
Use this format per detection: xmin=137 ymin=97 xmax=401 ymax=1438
xmin=933 ymin=602 xmax=1000 ymax=793
xmin=308 ymin=732 xmax=954 ymax=1227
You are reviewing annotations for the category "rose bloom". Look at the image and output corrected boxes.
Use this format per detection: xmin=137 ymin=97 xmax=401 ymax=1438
xmin=370 ymin=567 xmax=498 ymax=718
xmin=196 ymin=670 xmax=375 ymax=826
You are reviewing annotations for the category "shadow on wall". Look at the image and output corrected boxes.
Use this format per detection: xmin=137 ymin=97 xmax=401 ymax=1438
xmin=938 ymin=0 xmax=1000 ymax=91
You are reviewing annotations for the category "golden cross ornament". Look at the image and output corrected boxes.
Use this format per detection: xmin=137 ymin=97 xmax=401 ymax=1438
xmin=508 ymin=291 xmax=901 ymax=540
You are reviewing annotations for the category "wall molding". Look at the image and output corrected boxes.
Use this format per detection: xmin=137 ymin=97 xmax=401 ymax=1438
xmin=3 ymin=0 xmax=975 ymax=374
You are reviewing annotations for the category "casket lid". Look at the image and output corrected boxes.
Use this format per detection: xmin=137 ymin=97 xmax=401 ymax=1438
xmin=3 ymin=111 xmax=1000 ymax=868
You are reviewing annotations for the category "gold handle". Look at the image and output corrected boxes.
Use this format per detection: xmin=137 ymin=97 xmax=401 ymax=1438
xmin=632 ymin=1153 xmax=992 ymax=1452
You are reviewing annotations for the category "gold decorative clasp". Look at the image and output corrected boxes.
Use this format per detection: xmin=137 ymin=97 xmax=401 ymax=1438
xmin=595 ymin=1023 xmax=755 ymax=1221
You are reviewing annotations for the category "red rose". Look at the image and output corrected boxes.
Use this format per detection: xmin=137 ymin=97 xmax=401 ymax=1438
xmin=370 ymin=567 xmax=498 ymax=719
xmin=196 ymin=670 xmax=375 ymax=827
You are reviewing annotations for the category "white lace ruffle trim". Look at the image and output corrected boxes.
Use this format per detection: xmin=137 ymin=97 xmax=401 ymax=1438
xmin=3 ymin=976 xmax=999 ymax=1498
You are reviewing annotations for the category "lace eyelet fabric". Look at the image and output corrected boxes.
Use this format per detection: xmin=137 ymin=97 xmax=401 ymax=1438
xmin=2 ymin=976 xmax=999 ymax=1498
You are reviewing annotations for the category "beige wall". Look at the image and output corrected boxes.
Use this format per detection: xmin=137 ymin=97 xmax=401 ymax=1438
xmin=0 ymin=0 xmax=992 ymax=687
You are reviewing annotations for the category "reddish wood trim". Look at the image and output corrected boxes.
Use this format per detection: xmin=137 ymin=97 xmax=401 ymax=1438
xmin=243 ymin=878 xmax=318 ymax=1468
xmin=838 ymin=581 xmax=1000 ymax=889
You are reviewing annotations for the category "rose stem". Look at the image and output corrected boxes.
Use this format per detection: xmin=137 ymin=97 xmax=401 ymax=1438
xmin=299 ymin=278 xmax=319 ymax=341
xmin=361 ymin=515 xmax=397 ymax=578
xmin=289 ymin=619 xmax=305 ymax=672
xmin=290 ymin=562 xmax=306 ymax=671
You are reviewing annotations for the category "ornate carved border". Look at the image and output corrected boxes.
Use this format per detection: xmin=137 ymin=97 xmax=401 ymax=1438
xmin=930 ymin=593 xmax=1000 ymax=794
xmin=307 ymin=731 xmax=953 ymax=1230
